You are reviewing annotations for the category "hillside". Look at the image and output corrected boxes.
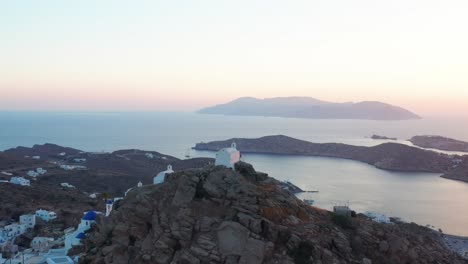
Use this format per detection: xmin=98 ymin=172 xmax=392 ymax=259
xmin=0 ymin=144 xmax=214 ymax=229
xmin=80 ymin=163 xmax=466 ymax=264
xmin=1 ymin=144 xmax=213 ymax=196
xmin=198 ymin=97 xmax=421 ymax=120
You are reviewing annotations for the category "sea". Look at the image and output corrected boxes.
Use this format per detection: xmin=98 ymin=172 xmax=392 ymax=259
xmin=1 ymin=111 xmax=468 ymax=235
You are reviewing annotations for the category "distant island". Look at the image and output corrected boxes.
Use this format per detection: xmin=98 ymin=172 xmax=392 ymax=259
xmin=194 ymin=135 xmax=468 ymax=183
xmin=410 ymin=135 xmax=468 ymax=152
xmin=198 ymin=97 xmax=421 ymax=120
xmin=371 ymin=134 xmax=397 ymax=140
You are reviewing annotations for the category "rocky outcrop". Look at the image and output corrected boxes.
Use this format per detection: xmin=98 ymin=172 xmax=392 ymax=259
xmin=80 ymin=164 xmax=467 ymax=264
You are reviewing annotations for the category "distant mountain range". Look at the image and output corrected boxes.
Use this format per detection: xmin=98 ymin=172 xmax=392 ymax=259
xmin=198 ymin=97 xmax=421 ymax=120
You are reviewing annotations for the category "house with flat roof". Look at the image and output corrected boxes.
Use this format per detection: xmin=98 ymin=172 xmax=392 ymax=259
xmin=36 ymin=209 xmax=57 ymax=222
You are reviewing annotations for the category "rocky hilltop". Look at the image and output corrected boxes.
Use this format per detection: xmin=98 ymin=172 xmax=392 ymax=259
xmin=80 ymin=163 xmax=466 ymax=264
xmin=194 ymin=135 xmax=468 ymax=183
xmin=198 ymin=97 xmax=421 ymax=120
xmin=410 ymin=135 xmax=468 ymax=152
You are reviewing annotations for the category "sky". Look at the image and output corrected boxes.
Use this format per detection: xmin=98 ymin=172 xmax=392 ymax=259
xmin=1 ymin=0 xmax=467 ymax=115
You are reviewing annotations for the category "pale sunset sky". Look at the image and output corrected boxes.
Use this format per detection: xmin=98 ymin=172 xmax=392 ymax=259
xmin=1 ymin=0 xmax=467 ymax=115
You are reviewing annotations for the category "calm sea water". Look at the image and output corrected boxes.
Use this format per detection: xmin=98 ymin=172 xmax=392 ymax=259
xmin=1 ymin=112 xmax=468 ymax=235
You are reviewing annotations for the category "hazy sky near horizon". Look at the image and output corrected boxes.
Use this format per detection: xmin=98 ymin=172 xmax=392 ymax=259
xmin=1 ymin=0 xmax=467 ymax=115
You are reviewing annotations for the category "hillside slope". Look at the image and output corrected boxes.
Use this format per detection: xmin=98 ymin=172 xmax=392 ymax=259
xmin=80 ymin=163 xmax=466 ymax=264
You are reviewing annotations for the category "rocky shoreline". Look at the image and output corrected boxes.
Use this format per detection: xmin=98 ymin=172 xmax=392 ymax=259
xmin=194 ymin=135 xmax=468 ymax=183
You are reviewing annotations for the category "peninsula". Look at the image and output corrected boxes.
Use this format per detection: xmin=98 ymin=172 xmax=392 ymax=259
xmin=410 ymin=135 xmax=468 ymax=152
xmin=198 ymin=97 xmax=421 ymax=120
xmin=194 ymin=135 xmax=468 ymax=182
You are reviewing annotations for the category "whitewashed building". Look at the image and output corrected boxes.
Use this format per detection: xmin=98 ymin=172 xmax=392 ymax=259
xmin=215 ymin=143 xmax=241 ymax=169
xmin=31 ymin=237 xmax=54 ymax=251
xmin=27 ymin=168 xmax=47 ymax=177
xmin=3 ymin=223 xmax=27 ymax=238
xmin=64 ymin=211 xmax=97 ymax=252
xmin=32 ymin=156 xmax=41 ymax=160
xmin=73 ymin=158 xmax=86 ymax=163
xmin=37 ymin=168 xmax=47 ymax=175
xmin=60 ymin=183 xmax=75 ymax=188
xmin=145 ymin=153 xmax=154 ymax=159
xmin=10 ymin=176 xmax=30 ymax=186
xmin=36 ymin=209 xmax=57 ymax=222
xmin=20 ymin=214 xmax=36 ymax=228
xmin=153 ymin=165 xmax=174 ymax=184
xmin=27 ymin=170 xmax=39 ymax=177
xmin=105 ymin=200 xmax=113 ymax=217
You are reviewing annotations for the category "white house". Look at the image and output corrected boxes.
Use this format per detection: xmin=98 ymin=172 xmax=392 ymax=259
xmin=58 ymin=152 xmax=66 ymax=156
xmin=32 ymin=156 xmax=41 ymax=160
xmin=36 ymin=168 xmax=47 ymax=175
xmin=153 ymin=165 xmax=174 ymax=184
xmin=64 ymin=211 xmax=97 ymax=252
xmin=36 ymin=209 xmax=57 ymax=222
xmin=10 ymin=176 xmax=30 ymax=186
xmin=215 ymin=143 xmax=241 ymax=169
xmin=20 ymin=214 xmax=36 ymax=228
xmin=27 ymin=170 xmax=40 ymax=177
xmin=60 ymin=183 xmax=75 ymax=188
xmin=145 ymin=153 xmax=154 ymax=159
xmin=137 ymin=181 xmax=143 ymax=187
xmin=31 ymin=237 xmax=54 ymax=251
xmin=72 ymin=158 xmax=86 ymax=163
xmin=3 ymin=223 xmax=27 ymax=238
xmin=26 ymin=168 xmax=47 ymax=178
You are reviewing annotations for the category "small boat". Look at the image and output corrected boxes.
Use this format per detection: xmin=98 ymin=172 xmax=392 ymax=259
xmin=184 ymin=148 xmax=191 ymax=158
xmin=303 ymin=199 xmax=315 ymax=205
xmin=305 ymin=190 xmax=319 ymax=193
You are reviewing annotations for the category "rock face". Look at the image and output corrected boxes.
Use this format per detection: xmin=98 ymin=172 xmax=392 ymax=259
xmin=80 ymin=164 xmax=466 ymax=264
xmin=198 ymin=97 xmax=421 ymax=120
xmin=410 ymin=135 xmax=468 ymax=152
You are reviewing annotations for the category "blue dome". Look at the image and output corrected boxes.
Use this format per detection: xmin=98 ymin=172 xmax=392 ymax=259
xmin=75 ymin=232 xmax=85 ymax=239
xmin=106 ymin=200 xmax=113 ymax=205
xmin=82 ymin=211 xmax=97 ymax=221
